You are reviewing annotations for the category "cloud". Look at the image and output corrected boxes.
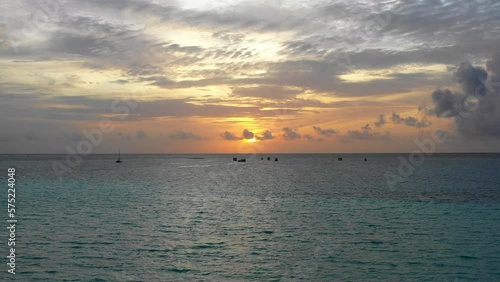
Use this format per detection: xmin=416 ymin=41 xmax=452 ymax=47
xmin=304 ymin=134 xmax=323 ymax=142
xmin=430 ymin=55 xmax=500 ymax=137
xmin=169 ymin=131 xmax=207 ymax=141
xmin=49 ymin=32 xmax=118 ymax=57
xmin=333 ymin=72 xmax=442 ymax=97
xmin=136 ymin=130 xmax=147 ymax=139
xmin=282 ymin=127 xmax=301 ymax=140
xmin=256 ymin=130 xmax=275 ymax=140
xmin=242 ymin=129 xmax=254 ymax=139
xmin=231 ymin=85 xmax=302 ymax=100
xmin=2 ymin=0 xmax=500 ymax=153
xmin=0 ymin=86 xmax=303 ymax=122
xmin=312 ymin=125 xmax=336 ymax=136
xmin=374 ymin=114 xmax=386 ymax=127
xmin=455 ymin=62 xmax=488 ymax=97
xmin=118 ymin=132 xmax=132 ymax=141
xmin=386 ymin=1 xmax=500 ymax=53
xmin=390 ymin=113 xmax=430 ymax=128
xmin=220 ymin=131 xmax=242 ymax=141
xmin=345 ymin=124 xmax=390 ymax=141
xmin=430 ymin=89 xmax=464 ymax=117
xmin=139 ymin=76 xmax=175 ymax=87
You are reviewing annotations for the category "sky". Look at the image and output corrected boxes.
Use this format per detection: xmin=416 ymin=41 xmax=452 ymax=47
xmin=1 ymin=0 xmax=500 ymax=153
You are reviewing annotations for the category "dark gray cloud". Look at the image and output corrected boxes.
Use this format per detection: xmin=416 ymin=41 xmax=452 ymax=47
xmin=282 ymin=40 xmax=326 ymax=57
xmin=118 ymin=132 xmax=132 ymax=141
xmin=136 ymin=130 xmax=147 ymax=139
xmin=147 ymin=59 xmax=344 ymax=94
xmin=49 ymin=32 xmax=118 ymax=57
xmin=343 ymin=41 xmax=500 ymax=71
xmin=333 ymin=72 xmax=442 ymax=97
xmin=220 ymin=131 xmax=241 ymax=141
xmin=169 ymin=131 xmax=207 ymax=141
xmin=430 ymin=89 xmax=465 ymax=118
xmin=138 ymin=76 xmax=175 ymax=87
xmin=430 ymin=54 xmax=500 ymax=137
xmin=454 ymin=62 xmax=488 ymax=97
xmin=304 ymin=134 xmax=324 ymax=142
xmin=430 ymin=60 xmax=489 ymax=118
xmin=391 ymin=113 xmax=430 ymax=128
xmin=282 ymin=127 xmax=301 ymax=140
xmin=386 ymin=0 xmax=500 ymax=47
xmin=312 ymin=126 xmax=336 ymax=136
xmin=0 ymin=83 xmax=305 ymax=122
xmin=345 ymin=124 xmax=390 ymax=141
xmin=374 ymin=114 xmax=386 ymax=127
xmin=256 ymin=130 xmax=275 ymax=141
xmin=242 ymin=129 xmax=254 ymax=140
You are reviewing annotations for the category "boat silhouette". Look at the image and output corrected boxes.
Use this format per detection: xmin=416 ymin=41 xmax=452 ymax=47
xmin=116 ymin=149 xmax=122 ymax=163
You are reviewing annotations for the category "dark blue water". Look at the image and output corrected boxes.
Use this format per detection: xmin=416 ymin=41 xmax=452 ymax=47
xmin=0 ymin=154 xmax=499 ymax=281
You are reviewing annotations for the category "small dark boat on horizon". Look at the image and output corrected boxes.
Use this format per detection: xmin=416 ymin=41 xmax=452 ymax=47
xmin=116 ymin=149 xmax=122 ymax=163
xmin=238 ymin=158 xmax=246 ymax=162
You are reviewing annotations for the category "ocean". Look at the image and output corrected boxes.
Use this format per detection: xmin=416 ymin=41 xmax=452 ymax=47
xmin=0 ymin=153 xmax=499 ymax=281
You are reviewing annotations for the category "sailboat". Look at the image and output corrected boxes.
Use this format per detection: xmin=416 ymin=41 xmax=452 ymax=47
xmin=116 ymin=149 xmax=122 ymax=163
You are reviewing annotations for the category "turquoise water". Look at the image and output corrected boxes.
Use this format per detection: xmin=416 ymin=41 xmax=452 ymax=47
xmin=0 ymin=154 xmax=499 ymax=281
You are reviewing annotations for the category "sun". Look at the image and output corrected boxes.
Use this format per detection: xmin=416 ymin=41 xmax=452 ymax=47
xmin=246 ymin=138 xmax=257 ymax=143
